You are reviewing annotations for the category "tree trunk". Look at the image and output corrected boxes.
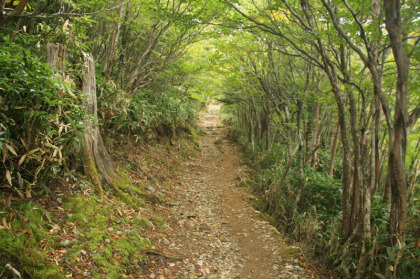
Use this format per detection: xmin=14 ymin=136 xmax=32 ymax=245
xmin=104 ymin=4 xmax=124 ymax=81
xmin=348 ymin=90 xmax=361 ymax=234
xmin=47 ymin=43 xmax=66 ymax=77
xmin=292 ymin=98 xmax=304 ymax=221
xmin=81 ymin=53 xmax=135 ymax=205
xmin=384 ymin=0 xmax=409 ymax=246
xmin=329 ymin=73 xmax=352 ymax=237
xmin=251 ymin=95 xmax=263 ymax=150
xmin=310 ymin=71 xmax=322 ymax=168
xmin=328 ymin=119 xmax=339 ymax=176
xmin=262 ymin=96 xmax=271 ymax=150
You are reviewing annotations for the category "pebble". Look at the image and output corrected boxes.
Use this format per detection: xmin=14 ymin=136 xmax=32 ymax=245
xmin=60 ymin=239 xmax=72 ymax=246
xmin=72 ymin=227 xmax=80 ymax=235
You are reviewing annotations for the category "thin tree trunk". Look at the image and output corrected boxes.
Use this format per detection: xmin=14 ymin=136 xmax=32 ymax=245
xmin=251 ymin=95 xmax=263 ymax=150
xmin=263 ymin=97 xmax=271 ymax=151
xmin=374 ymin=94 xmax=381 ymax=193
xmin=310 ymin=100 xmax=320 ymax=168
xmin=310 ymin=71 xmax=322 ymax=168
xmin=104 ymin=4 xmax=124 ymax=81
xmin=292 ymin=98 xmax=304 ymax=221
xmin=348 ymin=91 xmax=361 ymax=234
xmin=384 ymin=0 xmax=410 ymax=246
xmin=328 ymin=119 xmax=339 ymax=176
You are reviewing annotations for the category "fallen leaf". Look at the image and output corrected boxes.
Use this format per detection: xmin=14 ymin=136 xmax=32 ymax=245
xmin=2 ymin=218 xmax=7 ymax=227
xmin=5 ymin=170 xmax=12 ymax=186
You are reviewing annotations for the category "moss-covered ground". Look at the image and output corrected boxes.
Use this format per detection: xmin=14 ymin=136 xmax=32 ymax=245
xmin=0 ymin=133 xmax=198 ymax=278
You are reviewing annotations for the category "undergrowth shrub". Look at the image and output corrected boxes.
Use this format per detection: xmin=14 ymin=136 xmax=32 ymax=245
xmin=98 ymin=84 xmax=199 ymax=140
xmin=229 ymin=124 xmax=419 ymax=278
xmin=0 ymin=36 xmax=83 ymax=195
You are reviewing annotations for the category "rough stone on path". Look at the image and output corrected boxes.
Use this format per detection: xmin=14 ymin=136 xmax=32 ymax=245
xmin=146 ymin=103 xmax=315 ymax=279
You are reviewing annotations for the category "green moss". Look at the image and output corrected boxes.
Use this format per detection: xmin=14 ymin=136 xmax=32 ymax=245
xmin=0 ymin=201 xmax=63 ymax=279
xmin=189 ymin=125 xmax=200 ymax=150
xmin=0 ymin=186 xmax=155 ymax=278
xmin=116 ymin=168 xmax=165 ymax=205
xmin=152 ymin=216 xmax=167 ymax=229
xmin=259 ymin=212 xmax=277 ymax=227
xmin=272 ymin=228 xmax=281 ymax=237
xmin=131 ymin=218 xmax=149 ymax=229
xmin=62 ymin=194 xmax=151 ymax=277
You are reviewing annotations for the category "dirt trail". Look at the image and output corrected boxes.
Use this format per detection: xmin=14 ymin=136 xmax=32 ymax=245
xmin=146 ymin=104 xmax=314 ymax=279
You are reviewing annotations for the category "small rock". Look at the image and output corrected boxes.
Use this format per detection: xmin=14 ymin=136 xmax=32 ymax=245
xmin=72 ymin=227 xmax=80 ymax=235
xmin=61 ymin=239 xmax=72 ymax=246
xmin=107 ymin=227 xmax=114 ymax=232
xmin=199 ymin=223 xmax=211 ymax=231
xmin=51 ymin=223 xmax=60 ymax=231
xmin=80 ymin=249 xmax=87 ymax=256
xmin=105 ymin=238 xmax=111 ymax=243
xmin=56 ymin=197 xmax=63 ymax=204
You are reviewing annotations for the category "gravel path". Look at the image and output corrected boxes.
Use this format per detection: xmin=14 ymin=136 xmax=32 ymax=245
xmin=145 ymin=103 xmax=315 ymax=279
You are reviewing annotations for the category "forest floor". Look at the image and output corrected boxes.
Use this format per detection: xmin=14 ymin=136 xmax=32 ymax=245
xmin=144 ymin=103 xmax=323 ymax=279
xmin=0 ymin=103 xmax=327 ymax=279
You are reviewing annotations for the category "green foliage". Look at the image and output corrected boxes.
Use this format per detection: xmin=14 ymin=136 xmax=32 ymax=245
xmin=0 ymin=36 xmax=83 ymax=193
xmin=98 ymin=85 xmax=199 ymax=140
xmin=230 ymin=122 xmax=419 ymax=278
xmin=298 ymin=170 xmax=342 ymax=221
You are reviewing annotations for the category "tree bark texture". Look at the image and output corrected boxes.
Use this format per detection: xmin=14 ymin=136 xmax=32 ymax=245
xmin=328 ymin=120 xmax=339 ymax=176
xmin=47 ymin=43 xmax=67 ymax=80
xmin=384 ymin=0 xmax=409 ymax=246
xmin=81 ymin=53 xmax=135 ymax=205
xmin=104 ymin=4 xmax=124 ymax=81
